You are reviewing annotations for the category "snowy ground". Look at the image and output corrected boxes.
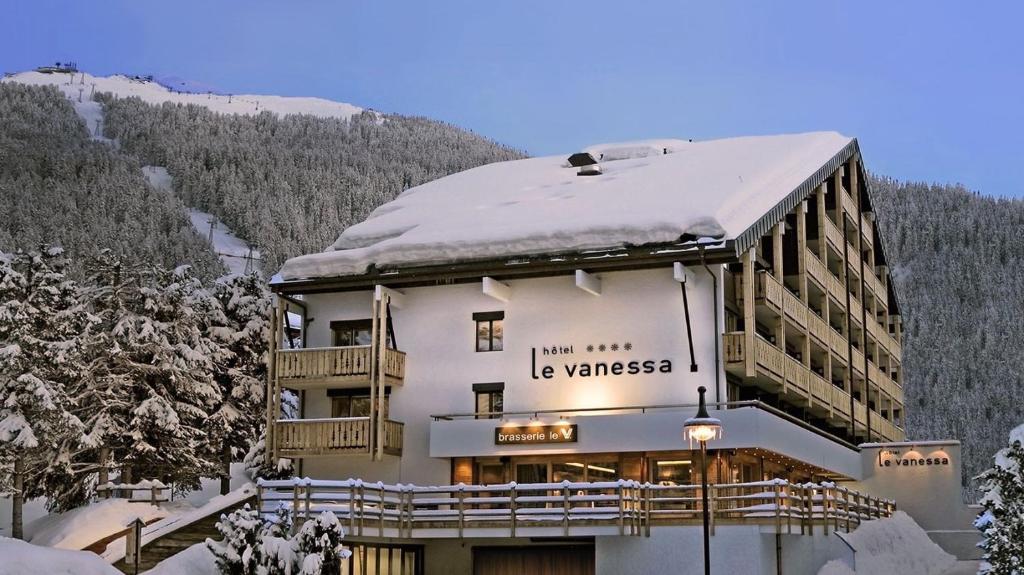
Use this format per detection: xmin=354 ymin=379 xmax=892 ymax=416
xmin=142 ymin=166 xmax=261 ymax=275
xmin=0 ymin=537 xmax=121 ymax=575
xmin=817 ymin=511 xmax=958 ymax=575
xmin=3 ymin=71 xmax=365 ymax=122
xmin=25 ymin=499 xmax=166 ymax=550
xmin=144 ymin=542 xmax=218 ymax=575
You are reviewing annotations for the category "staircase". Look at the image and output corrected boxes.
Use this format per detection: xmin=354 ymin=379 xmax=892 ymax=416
xmin=104 ymin=485 xmax=257 ymax=573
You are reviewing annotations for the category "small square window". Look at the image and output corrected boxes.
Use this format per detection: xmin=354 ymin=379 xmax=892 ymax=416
xmin=473 ymin=383 xmax=504 ymax=419
xmin=473 ymin=311 xmax=504 ymax=352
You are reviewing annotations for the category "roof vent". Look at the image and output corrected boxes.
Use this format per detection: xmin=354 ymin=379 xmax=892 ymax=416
xmin=567 ymin=152 xmax=601 ymax=176
xmin=567 ymin=152 xmax=598 ymax=167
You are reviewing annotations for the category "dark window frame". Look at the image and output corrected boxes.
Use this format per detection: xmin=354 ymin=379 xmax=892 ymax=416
xmin=473 ymin=382 xmax=504 ymax=419
xmin=328 ymin=387 xmax=392 ymax=419
xmin=473 ymin=311 xmax=504 ymax=353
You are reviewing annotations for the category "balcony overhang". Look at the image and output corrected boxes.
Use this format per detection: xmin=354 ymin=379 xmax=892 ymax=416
xmin=429 ymin=403 xmax=863 ymax=480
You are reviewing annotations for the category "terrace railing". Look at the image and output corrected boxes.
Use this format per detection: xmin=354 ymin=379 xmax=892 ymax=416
xmin=256 ymin=478 xmax=893 ymax=539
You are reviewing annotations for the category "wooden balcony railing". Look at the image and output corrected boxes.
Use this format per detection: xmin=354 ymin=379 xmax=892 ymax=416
xmin=831 ymin=386 xmax=851 ymax=418
xmin=275 ymin=346 xmax=406 ymax=388
xmin=840 ymin=186 xmax=858 ymax=219
xmin=850 ymin=347 xmax=865 ymax=376
xmin=853 ymin=401 xmax=868 ymax=429
xmin=829 ymin=328 xmax=847 ymax=360
xmin=809 ymin=371 xmax=831 ymax=407
xmin=783 ymin=288 xmax=807 ymax=330
xmin=722 ymin=332 xmax=784 ymax=385
xmin=823 ymin=217 xmax=844 ymax=255
xmin=808 ymin=311 xmax=830 ymax=348
xmin=848 ymin=297 xmax=863 ymax=326
xmin=861 ymin=214 xmax=874 ymax=250
xmin=805 ymin=250 xmax=828 ymax=290
xmin=257 ymin=478 xmax=894 ymax=539
xmin=274 ymin=417 xmax=404 ymax=457
xmin=783 ymin=354 xmax=809 ymax=395
xmin=827 ymin=271 xmax=846 ymax=307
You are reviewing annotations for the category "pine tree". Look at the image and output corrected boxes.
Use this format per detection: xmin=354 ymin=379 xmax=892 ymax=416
xmin=292 ymin=511 xmax=352 ymax=575
xmin=206 ymin=504 xmax=264 ymax=575
xmin=76 ymin=253 xmax=219 ymax=495
xmin=976 ymin=423 xmax=1024 ymax=574
xmin=206 ymin=273 xmax=270 ymax=494
xmin=242 ymin=429 xmax=293 ymax=481
xmin=0 ymin=247 xmax=90 ymax=537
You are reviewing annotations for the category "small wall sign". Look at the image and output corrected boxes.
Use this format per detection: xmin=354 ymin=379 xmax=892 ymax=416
xmin=495 ymin=424 xmax=578 ymax=445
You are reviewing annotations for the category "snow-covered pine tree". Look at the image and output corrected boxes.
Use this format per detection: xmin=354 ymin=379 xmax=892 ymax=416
xmin=76 ymin=252 xmax=220 ymax=496
xmin=291 ymin=511 xmax=352 ymax=575
xmin=206 ymin=273 xmax=270 ymax=494
xmin=975 ymin=422 xmax=1024 ymax=574
xmin=242 ymin=429 xmax=293 ymax=481
xmin=0 ymin=247 xmax=90 ymax=538
xmin=206 ymin=503 xmax=264 ymax=575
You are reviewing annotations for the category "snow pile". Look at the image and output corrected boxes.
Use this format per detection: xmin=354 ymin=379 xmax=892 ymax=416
xmin=25 ymin=498 xmax=166 ymax=550
xmin=0 ymin=537 xmax=121 ymax=575
xmin=279 ymin=132 xmax=853 ymax=280
xmin=2 ymin=71 xmax=364 ymax=123
xmin=817 ymin=511 xmax=956 ymax=575
xmin=144 ymin=542 xmax=219 ymax=575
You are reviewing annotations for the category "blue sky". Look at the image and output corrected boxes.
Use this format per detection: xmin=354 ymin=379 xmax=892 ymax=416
xmin=4 ymin=1 xmax=1023 ymax=196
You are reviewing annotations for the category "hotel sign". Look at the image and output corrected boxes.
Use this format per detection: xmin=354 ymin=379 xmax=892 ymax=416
xmin=495 ymin=424 xmax=578 ymax=445
xmin=877 ymin=448 xmax=950 ymax=468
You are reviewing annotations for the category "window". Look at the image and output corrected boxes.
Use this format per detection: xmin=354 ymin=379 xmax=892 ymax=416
xmin=331 ymin=319 xmax=372 ymax=347
xmin=329 ymin=388 xmax=389 ymax=419
xmin=331 ymin=318 xmax=395 ymax=348
xmin=474 ymin=311 xmax=504 ymax=352
xmin=473 ymin=382 xmax=503 ymax=419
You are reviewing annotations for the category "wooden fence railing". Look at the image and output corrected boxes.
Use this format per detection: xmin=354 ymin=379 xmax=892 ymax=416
xmin=275 ymin=346 xmax=406 ymax=384
xmin=256 ymin=478 xmax=893 ymax=539
xmin=274 ymin=417 xmax=404 ymax=457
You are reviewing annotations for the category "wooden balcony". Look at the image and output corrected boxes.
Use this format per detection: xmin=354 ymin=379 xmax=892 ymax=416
xmin=849 ymin=297 xmax=863 ymax=326
xmin=831 ymin=386 xmax=851 ymax=418
xmin=723 ymin=332 xmax=784 ymax=384
xmin=783 ymin=354 xmax=809 ymax=395
xmin=850 ymin=347 xmax=865 ymax=376
xmin=823 ymin=217 xmax=844 ymax=255
xmin=274 ymin=417 xmax=404 ymax=457
xmin=807 ymin=311 xmax=830 ymax=348
xmin=840 ymin=186 xmax=858 ymax=219
xmin=808 ymin=371 xmax=831 ymax=408
xmin=275 ymin=346 xmax=406 ymax=389
xmin=782 ymin=288 xmax=807 ymax=330
xmin=805 ymin=250 xmax=828 ymax=290
xmin=829 ymin=328 xmax=847 ymax=361
xmin=861 ymin=214 xmax=874 ymax=250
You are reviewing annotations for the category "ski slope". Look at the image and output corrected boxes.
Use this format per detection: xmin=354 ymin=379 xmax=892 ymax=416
xmin=2 ymin=71 xmax=365 ymax=129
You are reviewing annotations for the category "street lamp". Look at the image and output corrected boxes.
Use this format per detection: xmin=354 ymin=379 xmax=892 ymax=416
xmin=684 ymin=386 xmax=722 ymax=575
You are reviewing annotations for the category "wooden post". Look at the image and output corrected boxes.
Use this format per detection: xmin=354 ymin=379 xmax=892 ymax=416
xmin=618 ymin=484 xmax=625 ymax=536
xmin=98 ymin=447 xmax=110 ymax=493
xmin=265 ymin=306 xmax=279 ymax=466
xmin=644 ymin=485 xmax=652 ymax=537
xmin=291 ymin=484 xmax=300 ymax=536
xmin=368 ymin=295 xmax=379 ymax=460
xmin=510 ymin=484 xmax=517 ymax=538
xmin=562 ymin=484 xmax=570 ymax=536
xmin=375 ymin=291 xmax=388 ymax=461
xmin=708 ymin=484 xmax=716 ymax=536
xmin=348 ymin=483 xmax=356 ymax=536
xmin=457 ymin=487 xmax=465 ymax=539
xmin=742 ymin=249 xmax=756 ymax=377
xmin=773 ymin=482 xmax=782 ymax=535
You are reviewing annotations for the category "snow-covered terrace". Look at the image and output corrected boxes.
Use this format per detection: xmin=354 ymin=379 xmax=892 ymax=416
xmin=278 ymin=132 xmax=856 ymax=282
xmin=256 ymin=477 xmax=893 ymax=540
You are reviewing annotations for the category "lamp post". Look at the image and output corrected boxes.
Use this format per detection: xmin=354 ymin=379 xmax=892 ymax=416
xmin=684 ymin=386 xmax=722 ymax=575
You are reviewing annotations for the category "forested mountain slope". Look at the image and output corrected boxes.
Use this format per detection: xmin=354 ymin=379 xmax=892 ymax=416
xmin=870 ymin=176 xmax=1024 ymax=496
xmin=0 ymin=83 xmax=222 ymax=278
xmin=97 ymin=95 xmax=525 ymax=272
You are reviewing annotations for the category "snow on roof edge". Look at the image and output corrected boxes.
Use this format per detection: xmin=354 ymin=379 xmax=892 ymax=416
xmin=279 ymin=132 xmax=859 ymax=282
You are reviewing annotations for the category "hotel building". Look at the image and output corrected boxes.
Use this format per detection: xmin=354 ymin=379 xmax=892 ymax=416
xmin=261 ymin=133 xmax=976 ymax=574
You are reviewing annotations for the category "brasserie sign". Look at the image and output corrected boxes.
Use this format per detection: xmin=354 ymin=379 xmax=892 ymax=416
xmin=495 ymin=424 xmax=578 ymax=445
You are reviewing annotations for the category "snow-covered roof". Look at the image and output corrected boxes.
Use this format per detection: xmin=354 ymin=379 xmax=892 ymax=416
xmin=2 ymin=71 xmax=364 ymax=120
xmin=278 ymin=132 xmax=856 ymax=281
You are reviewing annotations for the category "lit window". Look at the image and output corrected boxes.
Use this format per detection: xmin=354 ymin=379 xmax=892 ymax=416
xmin=473 ymin=311 xmax=504 ymax=352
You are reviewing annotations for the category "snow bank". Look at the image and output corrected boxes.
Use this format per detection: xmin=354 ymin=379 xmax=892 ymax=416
xmin=817 ymin=511 xmax=956 ymax=575
xmin=0 ymin=537 xmax=121 ymax=575
xmin=25 ymin=498 xmax=166 ymax=550
xmin=278 ymin=132 xmax=853 ymax=280
xmin=3 ymin=71 xmax=364 ymax=121
xmin=143 ymin=541 xmax=218 ymax=575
